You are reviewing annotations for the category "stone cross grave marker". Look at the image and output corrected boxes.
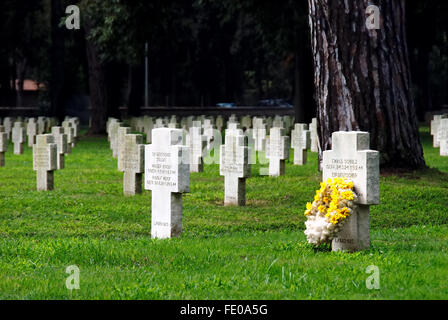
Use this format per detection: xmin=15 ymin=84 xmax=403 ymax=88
xmin=220 ymin=123 xmax=250 ymax=206
xmin=33 ymin=134 xmax=57 ymax=191
xmin=266 ymin=127 xmax=290 ymax=176
xmin=430 ymin=114 xmax=448 ymax=147
xmin=438 ymin=119 xmax=448 ymax=156
xmin=0 ymin=126 xmax=7 ymax=167
xmin=189 ymin=121 xmax=206 ymax=172
xmin=291 ymin=123 xmax=311 ymax=165
xmin=51 ymin=127 xmax=68 ymax=169
xmin=3 ymin=117 xmax=13 ymax=140
xmin=118 ymin=134 xmax=145 ymax=195
xmin=108 ymin=121 xmax=122 ymax=158
xmin=202 ymin=119 xmax=215 ymax=150
xmin=142 ymin=117 xmax=154 ymax=143
xmin=310 ymin=118 xmax=319 ymax=152
xmin=145 ymin=128 xmax=190 ymax=239
xmin=117 ymin=126 xmax=131 ymax=161
xmin=62 ymin=121 xmax=75 ymax=154
xmin=12 ymin=122 xmax=26 ymax=155
xmin=27 ymin=118 xmax=37 ymax=147
xmin=253 ymin=118 xmax=267 ymax=152
xmin=323 ymin=131 xmax=379 ymax=252
xmin=37 ymin=117 xmax=46 ymax=134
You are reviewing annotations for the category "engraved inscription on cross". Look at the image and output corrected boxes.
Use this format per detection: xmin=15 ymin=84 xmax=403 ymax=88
xmin=323 ymin=131 xmax=379 ymax=252
xmin=145 ymin=128 xmax=190 ymax=239
xmin=220 ymin=123 xmax=250 ymax=206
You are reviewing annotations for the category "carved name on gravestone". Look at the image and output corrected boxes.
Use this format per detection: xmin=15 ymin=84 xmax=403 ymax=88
xmin=189 ymin=121 xmax=206 ymax=172
xmin=266 ymin=127 xmax=290 ymax=176
xmin=33 ymin=134 xmax=58 ymax=191
xmin=119 ymin=134 xmax=145 ymax=195
xmin=145 ymin=128 xmax=190 ymax=239
xmin=12 ymin=122 xmax=26 ymax=155
xmin=323 ymin=131 xmax=379 ymax=252
xmin=51 ymin=127 xmax=68 ymax=169
xmin=310 ymin=118 xmax=319 ymax=152
xmin=438 ymin=119 xmax=448 ymax=156
xmin=0 ymin=126 xmax=7 ymax=167
xmin=220 ymin=123 xmax=250 ymax=206
xmin=27 ymin=118 xmax=37 ymax=147
xmin=291 ymin=123 xmax=311 ymax=165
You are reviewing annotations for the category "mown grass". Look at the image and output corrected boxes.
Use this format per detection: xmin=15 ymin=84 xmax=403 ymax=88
xmin=0 ymin=125 xmax=446 ymax=299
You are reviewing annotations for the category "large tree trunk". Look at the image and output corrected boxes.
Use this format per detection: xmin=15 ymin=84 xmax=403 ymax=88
xmin=308 ymin=0 xmax=426 ymax=169
xmin=84 ymin=18 xmax=108 ymax=135
xmin=50 ymin=0 xmax=66 ymax=121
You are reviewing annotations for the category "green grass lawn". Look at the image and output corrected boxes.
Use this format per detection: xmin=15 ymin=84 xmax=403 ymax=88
xmin=0 ymin=126 xmax=447 ymax=299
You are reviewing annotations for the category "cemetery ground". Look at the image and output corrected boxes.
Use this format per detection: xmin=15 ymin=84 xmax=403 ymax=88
xmin=0 ymin=126 xmax=447 ymax=300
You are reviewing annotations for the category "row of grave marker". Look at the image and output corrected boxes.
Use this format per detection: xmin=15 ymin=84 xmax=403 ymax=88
xmin=430 ymin=114 xmax=448 ymax=156
xmin=0 ymin=116 xmax=80 ymax=191
xmin=107 ymin=115 xmax=379 ymax=252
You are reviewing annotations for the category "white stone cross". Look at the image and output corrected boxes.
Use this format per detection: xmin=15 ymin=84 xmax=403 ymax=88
xmin=119 ymin=134 xmax=145 ymax=195
xmin=252 ymin=118 xmax=267 ymax=152
xmin=438 ymin=119 xmax=448 ymax=156
xmin=189 ymin=121 xmax=206 ymax=172
xmin=27 ymin=118 xmax=38 ymax=147
xmin=323 ymin=131 xmax=380 ymax=252
xmin=310 ymin=118 xmax=319 ymax=152
xmin=12 ymin=122 xmax=26 ymax=155
xmin=0 ymin=126 xmax=7 ymax=167
xmin=37 ymin=117 xmax=47 ymax=134
xmin=51 ymin=127 xmax=68 ymax=169
xmin=3 ymin=117 xmax=13 ymax=140
xmin=33 ymin=134 xmax=58 ymax=191
xmin=62 ymin=121 xmax=75 ymax=153
xmin=220 ymin=123 xmax=250 ymax=206
xmin=291 ymin=123 xmax=311 ymax=165
xmin=145 ymin=128 xmax=190 ymax=239
xmin=266 ymin=127 xmax=290 ymax=176
xmin=431 ymin=114 xmax=448 ymax=148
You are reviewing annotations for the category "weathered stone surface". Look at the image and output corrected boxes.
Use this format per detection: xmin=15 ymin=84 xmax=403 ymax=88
xmin=145 ymin=128 xmax=190 ymax=239
xmin=27 ymin=118 xmax=38 ymax=147
xmin=220 ymin=123 xmax=250 ymax=206
xmin=51 ymin=127 xmax=68 ymax=170
xmin=323 ymin=131 xmax=380 ymax=252
xmin=291 ymin=123 xmax=311 ymax=165
xmin=267 ymin=127 xmax=289 ymax=176
xmin=189 ymin=121 xmax=206 ymax=172
xmin=119 ymin=134 xmax=145 ymax=195
xmin=310 ymin=118 xmax=319 ymax=152
xmin=12 ymin=122 xmax=25 ymax=155
xmin=33 ymin=134 xmax=58 ymax=191
xmin=438 ymin=119 xmax=448 ymax=156
xmin=0 ymin=126 xmax=7 ymax=167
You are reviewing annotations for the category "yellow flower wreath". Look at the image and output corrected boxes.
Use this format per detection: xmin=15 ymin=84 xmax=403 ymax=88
xmin=304 ymin=177 xmax=356 ymax=225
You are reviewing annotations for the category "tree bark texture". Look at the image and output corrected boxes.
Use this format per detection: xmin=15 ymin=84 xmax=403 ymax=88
xmin=308 ymin=0 xmax=426 ymax=169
